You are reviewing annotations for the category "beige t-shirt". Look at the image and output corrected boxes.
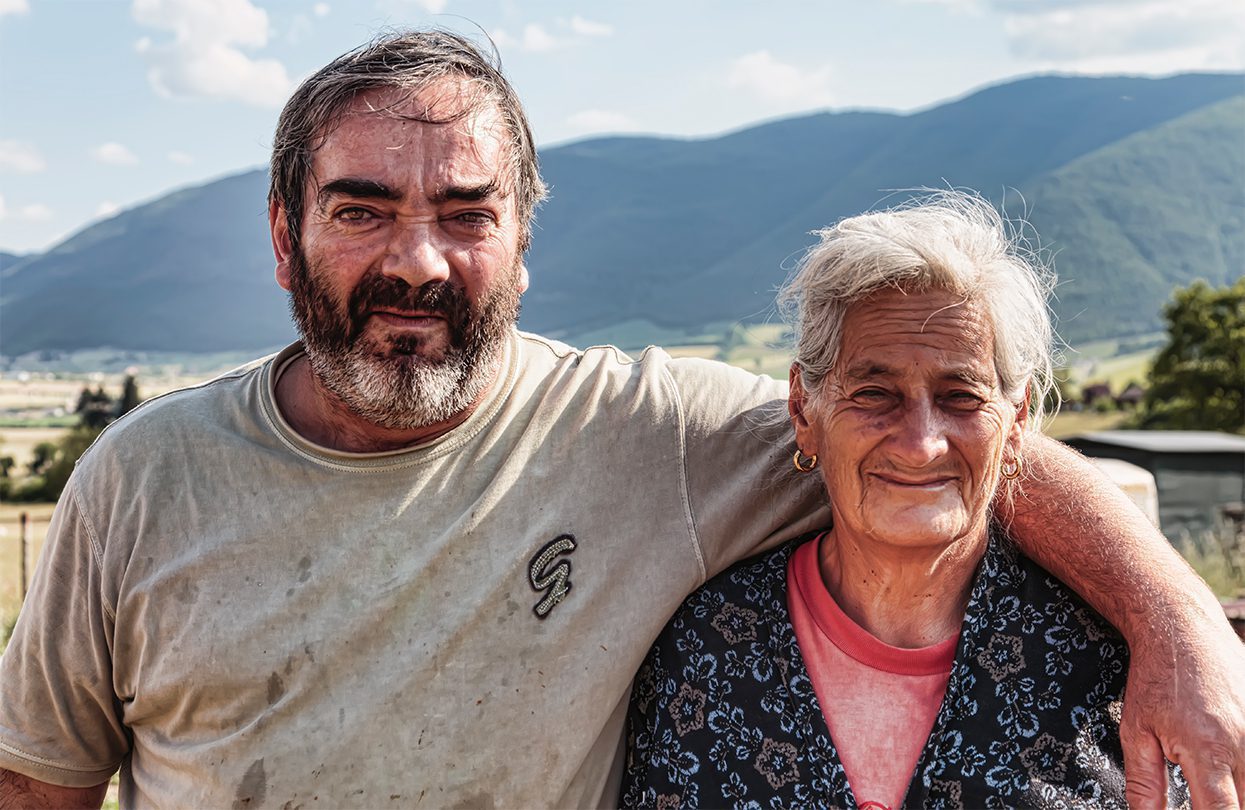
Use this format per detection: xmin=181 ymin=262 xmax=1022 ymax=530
xmin=0 ymin=331 xmax=829 ymax=807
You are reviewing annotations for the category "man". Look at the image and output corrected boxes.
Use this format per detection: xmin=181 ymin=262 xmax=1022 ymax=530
xmin=1 ymin=30 xmax=1242 ymax=809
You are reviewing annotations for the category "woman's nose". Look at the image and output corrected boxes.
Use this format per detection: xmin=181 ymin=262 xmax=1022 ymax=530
xmin=889 ymin=399 xmax=949 ymax=467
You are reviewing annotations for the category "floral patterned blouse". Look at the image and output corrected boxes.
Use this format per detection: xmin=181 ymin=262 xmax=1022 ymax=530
xmin=621 ymin=531 xmax=1187 ymax=809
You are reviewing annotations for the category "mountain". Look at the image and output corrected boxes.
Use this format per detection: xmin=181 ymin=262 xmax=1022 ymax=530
xmin=1018 ymin=96 xmax=1245 ymax=342
xmin=2 ymin=72 xmax=1242 ymax=358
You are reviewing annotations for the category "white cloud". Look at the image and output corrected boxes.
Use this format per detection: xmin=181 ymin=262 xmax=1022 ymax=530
xmin=494 ymin=23 xmax=562 ymax=53
xmin=726 ymin=51 xmax=835 ymax=108
xmin=996 ymin=0 xmax=1244 ymax=72
xmin=566 ymin=109 xmax=640 ymax=135
xmin=18 ymin=203 xmax=52 ymax=222
xmin=0 ymin=194 xmax=6 ymax=220
xmin=313 ymin=2 xmax=329 ymax=16
xmin=91 ymin=142 xmax=140 ymax=166
xmin=96 ymin=201 xmax=121 ymax=218
xmin=0 ymin=139 xmax=45 ymax=173
xmin=523 ymin=23 xmax=557 ymax=52
xmin=568 ymin=15 xmax=612 ymax=37
xmin=132 ymin=0 xmax=293 ymax=108
xmin=287 ymin=12 xmax=311 ymax=44
xmin=167 ymin=150 xmax=195 ymax=165
xmin=376 ymin=0 xmax=446 ymax=14
xmin=0 ymin=0 xmax=29 ymax=17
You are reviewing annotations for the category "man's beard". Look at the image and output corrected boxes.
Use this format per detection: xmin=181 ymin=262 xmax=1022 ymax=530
xmin=287 ymin=250 xmax=521 ymax=432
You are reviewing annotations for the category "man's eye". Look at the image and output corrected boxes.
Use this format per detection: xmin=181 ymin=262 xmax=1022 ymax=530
xmin=448 ymin=211 xmax=496 ymax=229
xmin=334 ymin=207 xmax=377 ymax=223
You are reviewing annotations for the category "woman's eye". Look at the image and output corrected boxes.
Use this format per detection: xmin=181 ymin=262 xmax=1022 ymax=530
xmin=853 ymin=388 xmax=890 ymax=403
xmin=945 ymin=391 xmax=984 ymax=409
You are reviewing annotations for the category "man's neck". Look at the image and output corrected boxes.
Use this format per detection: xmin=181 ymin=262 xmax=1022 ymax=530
xmin=817 ymin=526 xmax=987 ymax=649
xmin=274 ymin=355 xmax=494 ymax=453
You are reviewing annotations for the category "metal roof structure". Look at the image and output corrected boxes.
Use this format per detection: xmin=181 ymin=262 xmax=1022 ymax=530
xmin=1068 ymin=430 xmax=1245 ymax=454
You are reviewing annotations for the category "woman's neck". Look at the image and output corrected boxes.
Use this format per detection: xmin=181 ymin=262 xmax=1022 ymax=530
xmin=817 ymin=525 xmax=988 ymax=648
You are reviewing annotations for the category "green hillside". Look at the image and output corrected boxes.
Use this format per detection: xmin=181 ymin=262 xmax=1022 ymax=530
xmin=1020 ymin=96 xmax=1245 ymax=344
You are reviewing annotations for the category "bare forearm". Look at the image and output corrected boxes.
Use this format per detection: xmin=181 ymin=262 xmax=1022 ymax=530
xmin=0 ymin=770 xmax=106 ymax=810
xmin=1002 ymin=433 xmax=1245 ymax=807
xmin=1003 ymin=432 xmax=1227 ymax=639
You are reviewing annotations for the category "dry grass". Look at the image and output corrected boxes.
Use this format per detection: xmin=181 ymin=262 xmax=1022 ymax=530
xmin=0 ymin=502 xmax=53 ymax=637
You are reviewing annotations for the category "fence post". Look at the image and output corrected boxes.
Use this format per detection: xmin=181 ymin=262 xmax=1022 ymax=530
xmin=19 ymin=511 xmax=29 ymax=602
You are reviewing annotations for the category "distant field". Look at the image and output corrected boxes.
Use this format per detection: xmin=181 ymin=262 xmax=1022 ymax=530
xmin=0 ymin=502 xmax=53 ymax=635
xmin=0 ymin=371 xmax=211 ymax=429
xmin=1 ymin=426 xmax=70 ymax=471
xmin=1044 ymin=410 xmax=1129 ymax=439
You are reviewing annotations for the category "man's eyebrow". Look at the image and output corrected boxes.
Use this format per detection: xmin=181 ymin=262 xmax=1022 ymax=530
xmin=316 ymin=178 xmax=401 ymax=210
xmin=429 ymin=180 xmax=501 ymax=205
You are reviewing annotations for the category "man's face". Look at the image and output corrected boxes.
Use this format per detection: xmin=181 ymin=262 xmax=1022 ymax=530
xmin=273 ymin=84 xmax=526 ymax=431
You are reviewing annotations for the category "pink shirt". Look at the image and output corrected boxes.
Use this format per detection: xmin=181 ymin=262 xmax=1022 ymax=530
xmin=786 ymin=536 xmax=958 ymax=810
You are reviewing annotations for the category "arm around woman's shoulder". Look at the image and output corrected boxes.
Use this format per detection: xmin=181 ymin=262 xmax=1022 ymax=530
xmin=1003 ymin=433 xmax=1245 ymax=809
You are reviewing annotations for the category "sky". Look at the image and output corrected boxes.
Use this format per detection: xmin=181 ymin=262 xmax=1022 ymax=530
xmin=0 ymin=0 xmax=1242 ymax=254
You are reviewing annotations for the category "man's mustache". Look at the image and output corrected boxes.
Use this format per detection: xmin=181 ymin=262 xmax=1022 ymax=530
xmin=346 ymin=276 xmax=472 ymax=338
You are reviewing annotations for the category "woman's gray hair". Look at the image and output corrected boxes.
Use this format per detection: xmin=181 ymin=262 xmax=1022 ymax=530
xmin=779 ymin=190 xmax=1058 ymax=427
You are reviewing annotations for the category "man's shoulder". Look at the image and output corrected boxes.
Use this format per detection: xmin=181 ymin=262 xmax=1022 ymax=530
xmin=514 ymin=331 xmax=786 ymax=408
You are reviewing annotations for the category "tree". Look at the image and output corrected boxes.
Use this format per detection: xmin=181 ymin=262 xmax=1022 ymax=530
xmin=76 ymin=385 xmax=113 ymax=430
xmin=117 ymin=374 xmax=142 ymax=418
xmin=1136 ymin=278 xmax=1245 ymax=432
xmin=27 ymin=442 xmax=57 ymax=477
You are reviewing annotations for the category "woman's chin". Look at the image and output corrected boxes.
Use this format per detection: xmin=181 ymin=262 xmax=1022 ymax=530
xmin=860 ymin=503 xmax=978 ymax=550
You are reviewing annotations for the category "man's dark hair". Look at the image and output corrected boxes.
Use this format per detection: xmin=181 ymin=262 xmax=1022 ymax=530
xmin=269 ymin=29 xmax=547 ymax=252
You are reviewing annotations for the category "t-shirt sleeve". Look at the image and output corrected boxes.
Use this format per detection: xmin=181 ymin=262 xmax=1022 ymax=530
xmin=0 ymin=475 xmax=128 ymax=787
xmin=664 ymin=356 xmax=832 ymax=580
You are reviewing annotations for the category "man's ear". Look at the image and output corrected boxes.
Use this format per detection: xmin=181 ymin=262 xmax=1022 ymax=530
xmin=517 ymin=263 xmax=529 ymax=294
xmin=270 ymin=198 xmax=295 ymax=292
xmin=788 ymin=363 xmax=819 ymax=456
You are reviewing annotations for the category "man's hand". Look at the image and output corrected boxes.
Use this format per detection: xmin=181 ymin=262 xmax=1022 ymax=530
xmin=1121 ymin=613 xmax=1245 ymax=810
xmin=0 ymin=769 xmax=107 ymax=810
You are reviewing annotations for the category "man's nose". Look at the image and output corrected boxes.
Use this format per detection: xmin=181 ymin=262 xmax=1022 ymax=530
xmin=890 ymin=399 xmax=949 ymax=467
xmin=380 ymin=220 xmax=451 ymax=287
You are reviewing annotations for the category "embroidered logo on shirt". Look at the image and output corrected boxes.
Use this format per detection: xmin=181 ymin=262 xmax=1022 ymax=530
xmin=529 ymin=534 xmax=577 ymax=619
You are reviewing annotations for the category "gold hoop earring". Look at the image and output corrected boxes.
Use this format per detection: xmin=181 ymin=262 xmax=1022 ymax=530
xmin=793 ymin=450 xmax=818 ymax=473
xmin=1001 ymin=458 xmax=1021 ymax=480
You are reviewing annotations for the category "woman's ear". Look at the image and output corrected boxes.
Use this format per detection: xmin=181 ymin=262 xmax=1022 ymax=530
xmin=789 ymin=364 xmax=818 ymax=456
xmin=1006 ymin=385 xmax=1032 ymax=459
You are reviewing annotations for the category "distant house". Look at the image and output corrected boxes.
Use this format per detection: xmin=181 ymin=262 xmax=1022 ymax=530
xmin=1064 ymin=431 xmax=1245 ymax=543
xmin=1115 ymin=383 xmax=1145 ymax=408
xmin=1081 ymin=382 xmax=1113 ymax=407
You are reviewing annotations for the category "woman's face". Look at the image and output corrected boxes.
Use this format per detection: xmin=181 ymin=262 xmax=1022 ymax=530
xmin=790 ymin=287 xmax=1026 ymax=551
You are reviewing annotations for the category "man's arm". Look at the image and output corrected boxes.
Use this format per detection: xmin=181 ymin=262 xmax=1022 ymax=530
xmin=1006 ymin=433 xmax=1245 ymax=810
xmin=0 ymin=769 xmax=107 ymax=810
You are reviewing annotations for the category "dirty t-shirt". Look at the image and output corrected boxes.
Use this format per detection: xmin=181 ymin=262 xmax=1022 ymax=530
xmin=0 ymin=331 xmax=829 ymax=808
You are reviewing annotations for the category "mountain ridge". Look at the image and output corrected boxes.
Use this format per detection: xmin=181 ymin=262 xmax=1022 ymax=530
xmin=2 ymin=72 xmax=1242 ymax=357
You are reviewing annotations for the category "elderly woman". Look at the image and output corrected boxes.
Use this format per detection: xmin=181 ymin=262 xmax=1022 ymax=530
xmin=621 ymin=194 xmax=1185 ymax=808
